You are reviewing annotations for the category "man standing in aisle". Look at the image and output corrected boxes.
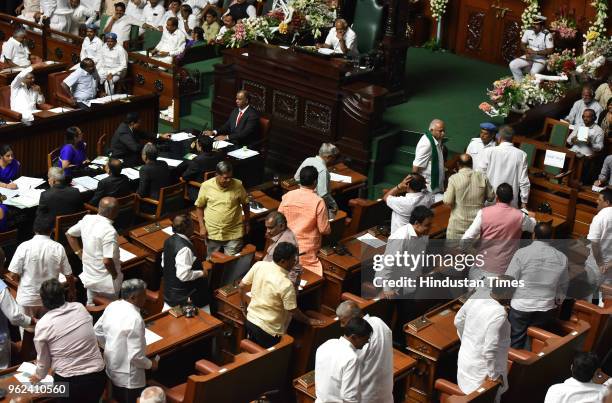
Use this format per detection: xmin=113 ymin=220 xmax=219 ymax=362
xmin=412 ymin=119 xmax=446 ymax=194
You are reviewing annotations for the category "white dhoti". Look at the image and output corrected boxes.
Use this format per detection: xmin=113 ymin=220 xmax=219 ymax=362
xmin=98 ymin=70 xmax=126 ymax=95
xmin=49 ymin=14 xmax=72 ymax=33
xmin=509 ymin=56 xmax=546 ymax=81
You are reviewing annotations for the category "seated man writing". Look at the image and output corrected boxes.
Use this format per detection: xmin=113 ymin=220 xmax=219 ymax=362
xmin=316 ymin=18 xmax=358 ymax=57
xmin=61 ymin=58 xmax=100 ymax=107
xmin=202 ymin=90 xmax=260 ymax=147
xmin=150 ymin=17 xmax=186 ymax=65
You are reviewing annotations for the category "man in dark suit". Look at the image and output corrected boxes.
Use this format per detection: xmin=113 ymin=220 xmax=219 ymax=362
xmin=137 ymin=143 xmax=173 ymax=200
xmin=109 ymin=112 xmax=171 ymax=167
xmin=203 ymin=90 xmax=260 ymax=147
xmin=37 ymin=167 xmax=84 ymax=220
xmin=89 ymin=158 xmax=132 ymax=206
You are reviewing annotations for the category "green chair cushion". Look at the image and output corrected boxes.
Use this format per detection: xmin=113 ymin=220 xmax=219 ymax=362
xmin=351 ymin=0 xmax=384 ymax=54
xmin=143 ymin=29 xmax=163 ymax=50
xmin=549 ymin=124 xmax=569 ymax=147
xmin=520 ymin=143 xmax=536 ymax=168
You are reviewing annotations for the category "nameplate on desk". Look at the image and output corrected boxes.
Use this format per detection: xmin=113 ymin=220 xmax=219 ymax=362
xmin=296 ymin=371 xmax=316 ymax=388
xmin=543 ymin=150 xmax=565 ymax=169
xmin=144 ymin=223 xmax=162 ymax=233
xmin=408 ymin=316 xmax=432 ymax=332
xmin=217 ymin=284 xmax=238 ymax=297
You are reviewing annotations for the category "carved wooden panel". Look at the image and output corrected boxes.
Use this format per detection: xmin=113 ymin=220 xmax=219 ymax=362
xmin=304 ymin=100 xmax=332 ymax=134
xmin=501 ymin=19 xmax=521 ymax=63
xmin=272 ymin=90 xmax=298 ymax=122
xmin=241 ymin=80 xmax=266 ymax=112
xmin=465 ymin=11 xmax=486 ymax=52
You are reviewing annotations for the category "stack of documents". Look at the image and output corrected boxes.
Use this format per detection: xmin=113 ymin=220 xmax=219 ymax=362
xmin=212 ymin=140 xmax=233 ymax=150
xmin=121 ymin=168 xmax=140 ymax=180
xmin=227 ymin=148 xmax=259 ymax=160
xmin=13 ymin=176 xmax=45 ymax=189
xmin=4 ymin=189 xmax=43 ymax=208
xmin=330 ymin=172 xmax=352 ymax=183
xmin=72 ymin=176 xmax=99 ymax=191
xmin=91 ymin=156 xmax=109 ymax=166
xmin=169 ymin=132 xmax=195 ymax=142
xmin=85 ymin=94 xmax=129 ymax=106
xmin=47 ymin=107 xmax=74 ymax=114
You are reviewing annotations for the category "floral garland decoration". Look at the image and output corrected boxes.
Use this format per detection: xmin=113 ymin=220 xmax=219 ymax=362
xmin=429 ymin=0 xmax=448 ymax=20
xmin=521 ymin=0 xmax=540 ymax=33
xmin=588 ymin=0 xmax=608 ymax=35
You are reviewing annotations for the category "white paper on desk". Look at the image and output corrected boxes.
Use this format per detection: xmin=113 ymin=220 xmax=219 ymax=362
xmin=250 ymin=205 xmax=268 ymax=214
xmin=170 ymin=132 xmax=195 ymax=142
xmin=330 ymin=172 xmax=352 ymax=183
xmin=0 ymin=187 xmax=19 ymax=199
xmin=17 ymin=362 xmax=37 ymax=374
xmin=121 ymin=168 xmax=140 ymax=180
xmin=0 ymin=67 xmax=25 ymax=74
xmin=241 ymin=52 xmax=249 ymax=57
xmin=212 ymin=140 xmax=233 ymax=149
xmin=119 ymin=248 xmax=137 ymax=263
xmin=145 ymin=328 xmax=163 ymax=346
xmin=227 ymin=148 xmax=259 ymax=160
xmin=15 ymin=362 xmax=53 ymax=384
xmin=592 ymin=185 xmax=604 ymax=192
xmin=13 ymin=176 xmax=45 ymax=189
xmin=356 ymin=233 xmax=387 ymax=249
xmin=162 ymin=226 xmax=174 ymax=235
xmin=544 ymin=149 xmax=566 ymax=168
xmin=158 ymin=157 xmax=183 ymax=167
xmin=91 ymin=156 xmax=109 ymax=166
xmin=577 ymin=126 xmax=589 ymax=142
xmin=47 ymin=107 xmax=74 ymax=114
xmin=73 ymin=176 xmax=99 ymax=190
xmin=4 ymin=189 xmax=43 ymax=208
xmin=298 ymin=279 xmax=307 ymax=291
xmin=73 ymin=184 xmax=89 ymax=193
xmin=94 ymin=173 xmax=109 ymax=181
xmin=89 ymin=94 xmax=129 ymax=105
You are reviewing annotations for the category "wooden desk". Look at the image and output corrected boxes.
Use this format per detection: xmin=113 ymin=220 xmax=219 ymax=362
xmin=128 ymin=218 xmax=174 ymax=257
xmin=213 ymin=269 xmax=324 ymax=351
xmin=145 ymin=310 xmax=223 ymax=358
xmin=404 ymin=299 xmax=463 ymax=403
xmin=318 ymin=229 xmax=388 ymax=315
xmin=213 ymin=42 xmax=387 ymax=173
xmin=0 ymin=367 xmax=51 ymax=402
xmin=292 ymin=349 xmax=417 ymax=403
xmin=0 ymin=94 xmax=159 ymax=176
xmin=118 ymin=236 xmax=155 ymax=285
xmin=574 ymin=188 xmax=599 ymax=237
xmin=281 ymin=162 xmax=367 ymax=196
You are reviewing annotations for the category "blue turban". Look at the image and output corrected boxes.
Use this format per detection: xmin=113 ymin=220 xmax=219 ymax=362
xmin=105 ymin=32 xmax=117 ymax=41
xmin=479 ymin=122 xmax=497 ymax=133
xmin=85 ymin=23 xmax=98 ymax=30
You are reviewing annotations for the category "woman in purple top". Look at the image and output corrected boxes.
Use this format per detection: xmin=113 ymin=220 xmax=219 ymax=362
xmin=0 ymin=145 xmax=20 ymax=189
xmin=58 ymin=127 xmax=88 ymax=178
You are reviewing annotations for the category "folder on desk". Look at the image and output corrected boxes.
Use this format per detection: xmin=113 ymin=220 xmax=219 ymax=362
xmin=119 ymin=248 xmax=137 ymax=263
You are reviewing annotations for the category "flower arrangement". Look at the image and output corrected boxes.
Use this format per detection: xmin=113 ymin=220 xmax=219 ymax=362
xmin=520 ymin=0 xmax=540 ymax=34
xmin=550 ymin=18 xmax=577 ymax=39
xmin=222 ymin=17 xmax=273 ymax=48
xmin=588 ymin=0 xmax=608 ymax=35
xmin=576 ymin=33 xmax=611 ymax=78
xmin=285 ymin=0 xmax=335 ymax=39
xmin=479 ymin=76 xmax=567 ymax=117
xmin=547 ymin=49 xmax=577 ymax=74
xmin=429 ymin=0 xmax=448 ymax=20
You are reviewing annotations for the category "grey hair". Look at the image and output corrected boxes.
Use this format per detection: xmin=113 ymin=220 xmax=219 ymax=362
xmin=336 ymin=300 xmax=362 ymax=320
xmin=216 ymin=160 xmax=233 ymax=175
xmin=428 ymin=119 xmax=444 ymax=131
xmin=121 ymin=278 xmax=147 ymax=299
xmin=318 ymin=143 xmax=339 ymax=158
xmin=48 ymin=167 xmax=65 ymax=183
xmin=265 ymin=211 xmax=286 ymax=227
xmin=142 ymin=142 xmax=158 ymax=161
xmin=140 ymin=386 xmax=166 ymax=403
xmin=13 ymin=28 xmax=27 ymax=37
xmin=498 ymin=125 xmax=514 ymax=142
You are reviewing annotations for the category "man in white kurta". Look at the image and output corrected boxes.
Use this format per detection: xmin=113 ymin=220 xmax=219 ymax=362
xmin=566 ymin=109 xmax=604 ymax=157
xmin=479 ymin=126 xmax=530 ymax=208
xmin=584 ymin=189 xmax=612 ymax=298
xmin=564 ymin=86 xmax=604 ymax=127
xmin=544 ymin=352 xmax=607 ymax=403
xmin=96 ymin=33 xmax=128 ymax=95
xmin=69 ymin=0 xmax=97 ymax=35
xmin=10 ymin=66 xmax=46 ymax=123
xmin=41 ymin=0 xmax=73 ymax=32
xmin=8 ymin=215 xmax=73 ymax=317
xmin=412 ymin=119 xmax=446 ymax=193
xmin=151 ymin=17 xmax=186 ymax=65
xmin=142 ymin=0 xmax=165 ymax=30
xmin=66 ymin=197 xmax=123 ymax=305
xmin=1 ymin=30 xmax=32 ymax=67
xmin=465 ymin=122 xmax=497 ymax=172
xmin=94 ymin=279 xmax=156 ymax=402
xmin=318 ymin=18 xmax=357 ymax=57
xmin=18 ymin=0 xmax=42 ymax=20
xmin=80 ymin=24 xmax=104 ymax=63
xmin=314 ymin=317 xmax=373 ymax=403
xmin=336 ymin=301 xmax=393 ymax=403
xmin=103 ymin=2 xmax=142 ymax=46
xmin=454 ymin=286 xmax=512 ymax=403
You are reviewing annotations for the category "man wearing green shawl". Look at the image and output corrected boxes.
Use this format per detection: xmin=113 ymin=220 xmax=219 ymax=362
xmin=412 ymin=119 xmax=446 ymax=193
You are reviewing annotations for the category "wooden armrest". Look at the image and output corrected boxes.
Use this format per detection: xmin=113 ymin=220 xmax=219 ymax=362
xmin=38 ymin=103 xmax=53 ymax=111
xmin=194 ymin=358 xmax=222 ymax=375
xmin=340 ymin=292 xmax=369 ymax=305
xmin=138 ymin=197 xmax=160 ymax=206
xmin=434 ymin=379 xmax=465 ymax=396
xmin=240 ymin=339 xmax=266 ymax=354
xmin=348 ymin=198 xmax=377 ymax=207
xmin=92 ymin=295 xmax=112 ymax=306
xmin=304 ymin=310 xmax=333 ymax=322
xmin=527 ymin=326 xmax=558 ymax=341
xmin=86 ymin=304 xmax=107 ymax=314
xmin=508 ymin=347 xmax=537 ymax=362
xmin=0 ymin=107 xmax=22 ymax=121
xmin=145 ymin=288 xmax=159 ymax=301
xmin=187 ymin=180 xmax=201 ymax=187
xmin=254 ymin=251 xmax=265 ymax=262
xmin=84 ymin=203 xmax=98 ymax=213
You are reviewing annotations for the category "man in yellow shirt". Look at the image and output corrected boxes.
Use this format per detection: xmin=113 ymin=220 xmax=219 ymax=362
xmin=239 ymin=242 xmax=322 ymax=348
xmin=194 ymin=161 xmax=250 ymax=256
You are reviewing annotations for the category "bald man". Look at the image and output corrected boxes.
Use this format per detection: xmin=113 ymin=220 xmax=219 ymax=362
xmin=443 ymin=154 xmax=494 ymax=239
xmin=66 ymin=197 xmax=123 ymax=305
xmin=336 ymin=301 xmax=393 ymax=403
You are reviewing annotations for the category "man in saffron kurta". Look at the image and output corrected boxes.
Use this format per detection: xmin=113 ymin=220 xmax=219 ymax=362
xmin=279 ymin=166 xmax=331 ymax=276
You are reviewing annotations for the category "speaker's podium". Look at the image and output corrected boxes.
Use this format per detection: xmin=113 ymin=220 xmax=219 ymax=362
xmin=212 ymin=41 xmax=388 ymax=173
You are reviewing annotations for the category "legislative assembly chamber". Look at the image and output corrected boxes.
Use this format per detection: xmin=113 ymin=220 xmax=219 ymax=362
xmin=0 ymin=0 xmax=610 ymax=401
